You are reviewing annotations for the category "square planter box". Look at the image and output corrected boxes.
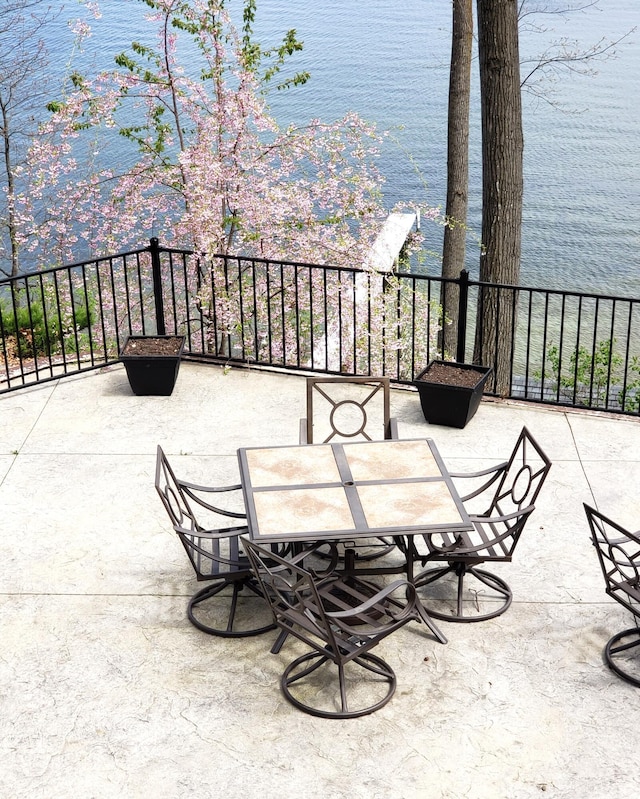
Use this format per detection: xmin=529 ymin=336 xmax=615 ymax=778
xmin=119 ymin=335 xmax=185 ymax=396
xmin=414 ymin=360 xmax=493 ymax=428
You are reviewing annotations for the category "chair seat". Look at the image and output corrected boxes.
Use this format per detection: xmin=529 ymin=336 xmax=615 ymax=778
xmin=155 ymin=446 xmax=276 ymax=638
xmin=245 ymin=540 xmax=443 ymax=718
xmin=584 ymin=503 xmax=640 ymax=688
xmin=407 ymin=427 xmax=551 ymax=624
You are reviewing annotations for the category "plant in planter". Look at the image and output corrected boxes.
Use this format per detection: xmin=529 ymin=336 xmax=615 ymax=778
xmin=119 ymin=335 xmax=186 ymax=396
xmin=414 ymin=360 xmax=493 ymax=428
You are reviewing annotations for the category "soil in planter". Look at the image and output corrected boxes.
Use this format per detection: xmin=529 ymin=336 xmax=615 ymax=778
xmin=418 ymin=362 xmax=487 ymax=387
xmin=121 ymin=337 xmax=184 ymax=356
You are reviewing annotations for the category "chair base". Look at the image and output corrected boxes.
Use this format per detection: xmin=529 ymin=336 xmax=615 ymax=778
xmin=414 ymin=564 xmax=513 ymax=622
xmin=188 ymin=578 xmax=276 ymax=638
xmin=604 ymin=627 xmax=640 ymax=687
xmin=281 ymin=651 xmax=396 ymax=718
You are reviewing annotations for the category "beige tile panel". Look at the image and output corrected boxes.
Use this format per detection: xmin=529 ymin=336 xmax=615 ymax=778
xmin=252 ymin=486 xmax=355 ymax=536
xmin=357 ymin=480 xmax=464 ymax=529
xmin=344 ymin=439 xmax=440 ymax=481
xmin=245 ymin=444 xmax=339 ymax=486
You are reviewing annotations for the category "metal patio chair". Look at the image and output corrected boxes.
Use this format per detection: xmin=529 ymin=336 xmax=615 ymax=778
xmin=409 ymin=426 xmax=552 ymax=622
xmin=584 ymin=504 xmax=640 ymax=687
xmin=300 ymin=375 xmax=398 ymax=444
xmin=155 ymin=445 xmax=275 ymax=638
xmin=245 ymin=539 xmax=441 ymax=719
xmin=300 ymin=375 xmax=398 ymax=561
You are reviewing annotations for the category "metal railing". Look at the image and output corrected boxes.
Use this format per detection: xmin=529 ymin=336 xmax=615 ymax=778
xmin=2 ymin=240 xmax=640 ymax=416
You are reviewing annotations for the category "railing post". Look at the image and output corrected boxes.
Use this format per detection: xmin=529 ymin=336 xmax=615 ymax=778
xmin=456 ymin=269 xmax=469 ymax=363
xmin=149 ymin=237 xmax=166 ymax=335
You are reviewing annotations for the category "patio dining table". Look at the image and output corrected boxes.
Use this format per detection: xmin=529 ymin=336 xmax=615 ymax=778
xmin=238 ymin=438 xmax=474 ymax=645
xmin=237 ymin=437 xmax=473 ymax=577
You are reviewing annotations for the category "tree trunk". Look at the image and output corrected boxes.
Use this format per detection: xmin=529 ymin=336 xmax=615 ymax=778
xmin=474 ymin=0 xmax=523 ymax=395
xmin=441 ymin=0 xmax=473 ymax=359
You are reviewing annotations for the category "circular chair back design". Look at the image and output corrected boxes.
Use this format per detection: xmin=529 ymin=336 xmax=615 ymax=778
xmin=411 ymin=426 xmax=552 ymax=622
xmin=584 ymin=503 xmax=640 ymax=687
xmin=155 ymin=445 xmax=275 ymax=638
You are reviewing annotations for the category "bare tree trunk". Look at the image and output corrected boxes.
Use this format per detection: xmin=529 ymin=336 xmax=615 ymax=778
xmin=442 ymin=0 xmax=473 ymax=359
xmin=474 ymin=0 xmax=523 ymax=395
xmin=1 ymin=99 xmax=19 ymax=277
xmin=0 ymin=1 xmax=56 ymax=277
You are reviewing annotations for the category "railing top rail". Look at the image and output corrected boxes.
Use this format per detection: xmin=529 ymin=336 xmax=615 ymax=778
xmin=4 ymin=244 xmax=640 ymax=308
xmin=0 ymin=242 xmax=196 ymax=287
xmin=392 ymin=267 xmax=640 ymax=304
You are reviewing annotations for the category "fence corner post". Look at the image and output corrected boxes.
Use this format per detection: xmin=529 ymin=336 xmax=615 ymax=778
xmin=456 ymin=269 xmax=469 ymax=363
xmin=149 ymin=237 xmax=166 ymax=336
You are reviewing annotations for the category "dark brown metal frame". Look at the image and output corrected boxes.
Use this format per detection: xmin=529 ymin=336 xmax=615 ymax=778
xmin=410 ymin=426 xmax=552 ymax=622
xmin=155 ymin=445 xmax=275 ymax=638
xmin=6 ymin=242 xmax=640 ymax=419
xmin=584 ymin=503 xmax=640 ymax=687
xmin=245 ymin=539 xmax=441 ymax=718
xmin=300 ymin=375 xmax=398 ymax=444
xmin=238 ymin=438 xmax=472 ymax=545
xmin=300 ymin=375 xmax=399 ymax=561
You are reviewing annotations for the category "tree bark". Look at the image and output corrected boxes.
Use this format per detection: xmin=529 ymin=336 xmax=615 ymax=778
xmin=442 ymin=0 xmax=473 ymax=359
xmin=474 ymin=0 xmax=523 ymax=395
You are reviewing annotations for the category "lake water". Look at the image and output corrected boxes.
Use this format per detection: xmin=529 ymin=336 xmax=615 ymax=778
xmin=43 ymin=0 xmax=640 ymax=296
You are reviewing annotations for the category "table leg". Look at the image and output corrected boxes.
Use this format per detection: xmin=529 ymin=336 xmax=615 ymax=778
xmin=396 ymin=535 xmax=448 ymax=645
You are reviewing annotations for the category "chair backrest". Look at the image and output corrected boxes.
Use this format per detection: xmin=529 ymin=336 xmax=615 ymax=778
xmin=302 ymin=376 xmax=393 ymax=443
xmin=155 ymin=445 xmax=245 ymax=579
xmin=584 ymin=504 xmax=640 ymax=616
xmin=244 ymin=540 xmax=337 ymax=653
xmin=485 ymin=426 xmax=552 ymax=519
xmin=448 ymin=427 xmax=551 ymax=560
xmin=155 ymin=445 xmax=200 ymax=534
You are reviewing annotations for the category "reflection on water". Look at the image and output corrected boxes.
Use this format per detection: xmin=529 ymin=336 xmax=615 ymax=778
xmin=32 ymin=0 xmax=640 ymax=297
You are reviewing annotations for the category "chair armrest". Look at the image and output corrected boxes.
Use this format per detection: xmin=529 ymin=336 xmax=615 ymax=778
xmin=467 ymin=505 xmax=534 ymax=526
xmin=426 ymin=505 xmax=535 ymax=557
xmin=180 ymin=481 xmax=246 ymax=519
xmin=448 ymin=461 xmax=509 ymax=503
xmin=175 ymin=524 xmax=250 ymax=567
xmin=179 ymin=477 xmax=242 ymax=494
xmin=448 ymin=460 xmax=509 ymax=479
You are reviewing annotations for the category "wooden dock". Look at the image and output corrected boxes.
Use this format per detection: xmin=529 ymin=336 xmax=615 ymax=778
xmin=363 ymin=212 xmax=417 ymax=272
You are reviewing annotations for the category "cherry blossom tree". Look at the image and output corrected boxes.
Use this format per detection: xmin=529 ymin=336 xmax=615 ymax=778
xmin=14 ymin=0 xmax=438 ymax=367
xmin=17 ymin=0 xmax=402 ymax=270
xmin=0 ymin=1 xmax=63 ymax=277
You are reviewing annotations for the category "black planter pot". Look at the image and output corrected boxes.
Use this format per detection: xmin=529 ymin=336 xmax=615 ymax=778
xmin=413 ymin=360 xmax=493 ymax=428
xmin=119 ymin=335 xmax=185 ymax=396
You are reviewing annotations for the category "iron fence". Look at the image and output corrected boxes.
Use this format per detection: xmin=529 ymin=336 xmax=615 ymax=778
xmin=2 ymin=239 xmax=640 ymax=416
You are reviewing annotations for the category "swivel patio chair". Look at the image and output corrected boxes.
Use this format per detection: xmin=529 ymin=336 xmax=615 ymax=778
xmin=155 ymin=445 xmax=275 ymax=638
xmin=300 ymin=375 xmax=398 ymax=561
xmin=584 ymin=504 xmax=640 ymax=687
xmin=410 ymin=426 xmax=552 ymax=622
xmin=245 ymin=539 xmax=442 ymax=719
xmin=300 ymin=375 xmax=398 ymax=444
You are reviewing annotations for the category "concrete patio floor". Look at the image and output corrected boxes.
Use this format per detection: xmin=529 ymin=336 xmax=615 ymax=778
xmin=2 ymin=361 xmax=640 ymax=799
